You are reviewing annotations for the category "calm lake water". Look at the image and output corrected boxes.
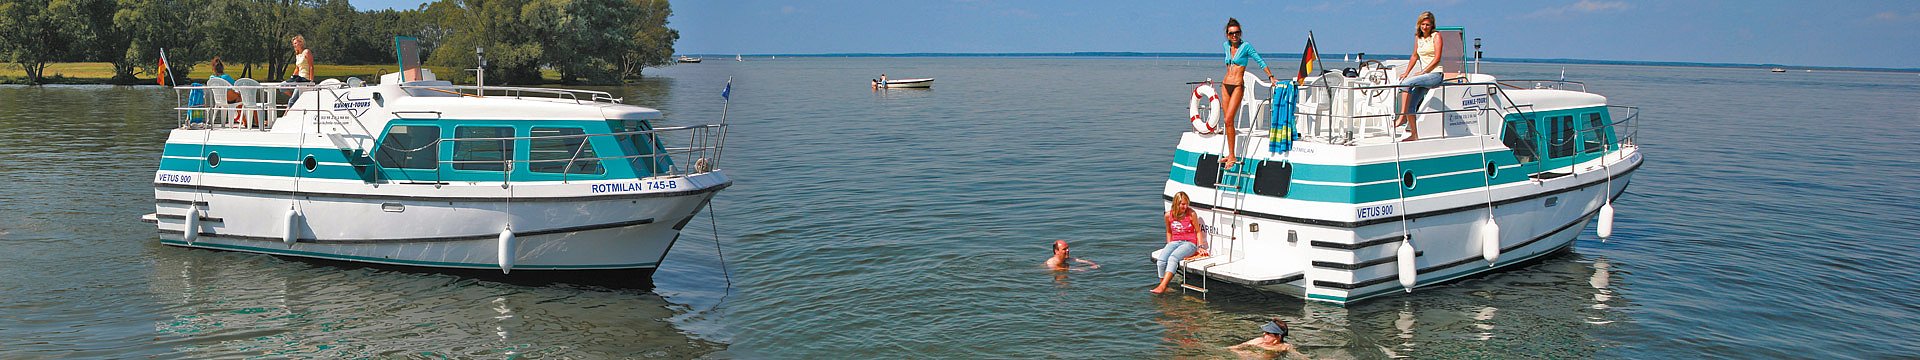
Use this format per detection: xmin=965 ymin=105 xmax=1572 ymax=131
xmin=2 ymin=58 xmax=1917 ymax=358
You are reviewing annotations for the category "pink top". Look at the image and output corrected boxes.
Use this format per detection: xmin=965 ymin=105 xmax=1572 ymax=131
xmin=1167 ymin=214 xmax=1200 ymax=243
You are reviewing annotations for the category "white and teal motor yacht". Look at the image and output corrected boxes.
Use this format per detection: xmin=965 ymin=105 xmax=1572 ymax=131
xmin=1166 ymin=27 xmax=1641 ymax=305
xmin=143 ymin=65 xmax=731 ymax=283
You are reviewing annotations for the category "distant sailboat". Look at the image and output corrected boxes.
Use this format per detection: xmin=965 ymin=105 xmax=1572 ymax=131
xmin=736 ymin=54 xmax=743 ymax=62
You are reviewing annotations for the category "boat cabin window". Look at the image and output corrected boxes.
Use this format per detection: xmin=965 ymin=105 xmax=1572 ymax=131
xmin=453 ymin=126 xmax=515 ymax=171
xmin=375 ymin=125 xmax=440 ymax=169
xmin=1582 ymin=112 xmax=1608 ymax=154
xmin=1547 ymin=115 xmax=1577 ymax=158
xmin=614 ymin=120 xmax=670 ymax=175
xmin=529 ymin=127 xmax=604 ymax=175
xmin=1502 ymin=118 xmax=1540 ymax=164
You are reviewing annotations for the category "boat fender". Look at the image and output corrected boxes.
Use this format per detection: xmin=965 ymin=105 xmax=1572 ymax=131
xmin=1480 ymin=218 xmax=1500 ymax=265
xmin=498 ymin=228 xmax=516 ymax=274
xmin=1189 ymin=84 xmax=1222 ymax=134
xmin=1397 ymin=238 xmax=1417 ymax=292
xmin=283 ymin=208 xmax=301 ymax=245
xmin=184 ymin=205 xmax=201 ymax=244
xmin=1597 ymin=202 xmax=1615 ymax=239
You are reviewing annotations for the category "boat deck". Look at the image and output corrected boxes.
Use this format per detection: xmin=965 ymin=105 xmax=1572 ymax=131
xmin=1180 ymin=247 xmax=1309 ymax=288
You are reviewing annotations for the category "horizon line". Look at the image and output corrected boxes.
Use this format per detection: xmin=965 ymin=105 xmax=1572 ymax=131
xmin=678 ymin=52 xmax=1920 ymax=73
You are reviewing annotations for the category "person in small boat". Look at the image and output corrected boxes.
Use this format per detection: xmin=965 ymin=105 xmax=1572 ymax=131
xmin=1394 ymin=11 xmax=1444 ymax=142
xmin=1229 ymin=318 xmax=1300 ymax=357
xmin=1218 ymin=17 xmax=1278 ymax=168
xmin=1045 ymin=239 xmax=1100 ymax=271
xmin=1151 ymin=191 xmax=1210 ymax=294
xmin=287 ymin=35 xmax=315 ymax=83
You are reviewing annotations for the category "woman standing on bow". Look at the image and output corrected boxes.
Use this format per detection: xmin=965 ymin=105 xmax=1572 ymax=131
xmin=1219 ymin=18 xmax=1278 ymax=168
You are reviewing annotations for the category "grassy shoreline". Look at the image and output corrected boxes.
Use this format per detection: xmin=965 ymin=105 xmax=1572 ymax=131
xmin=0 ymin=62 xmax=516 ymax=85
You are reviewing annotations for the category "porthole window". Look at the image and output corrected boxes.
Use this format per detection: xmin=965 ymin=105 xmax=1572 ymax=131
xmin=1401 ymin=170 xmax=1416 ymax=189
xmin=303 ymin=155 xmax=318 ymax=172
xmin=1485 ymin=161 xmax=1498 ymax=178
xmin=206 ymin=152 xmax=221 ymax=167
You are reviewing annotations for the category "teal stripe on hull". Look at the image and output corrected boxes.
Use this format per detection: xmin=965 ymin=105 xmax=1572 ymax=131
xmin=159 ymin=120 xmax=659 ymax=183
xmin=159 ymin=239 xmax=659 ymax=270
xmin=1168 ymin=148 xmax=1532 ymax=204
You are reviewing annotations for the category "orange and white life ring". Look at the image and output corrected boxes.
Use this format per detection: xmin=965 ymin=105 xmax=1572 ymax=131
xmin=1189 ymin=84 xmax=1222 ymax=134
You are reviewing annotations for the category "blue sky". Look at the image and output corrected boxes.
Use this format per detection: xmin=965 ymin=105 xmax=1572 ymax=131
xmin=354 ymin=0 xmax=1920 ymax=69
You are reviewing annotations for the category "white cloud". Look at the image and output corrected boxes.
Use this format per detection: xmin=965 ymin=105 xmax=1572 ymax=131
xmin=1869 ymin=11 xmax=1920 ymax=22
xmin=1523 ymin=0 xmax=1630 ymax=19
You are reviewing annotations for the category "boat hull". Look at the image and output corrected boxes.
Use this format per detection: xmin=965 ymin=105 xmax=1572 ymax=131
xmin=1165 ymin=146 xmax=1640 ymax=306
xmin=879 ymin=78 xmax=933 ymax=88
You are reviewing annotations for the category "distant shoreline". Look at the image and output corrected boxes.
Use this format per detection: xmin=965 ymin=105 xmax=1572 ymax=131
xmin=692 ymin=52 xmax=1920 ymax=74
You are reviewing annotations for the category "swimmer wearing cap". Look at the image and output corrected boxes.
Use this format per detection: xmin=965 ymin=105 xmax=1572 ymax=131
xmin=1230 ymin=318 xmax=1299 ymax=355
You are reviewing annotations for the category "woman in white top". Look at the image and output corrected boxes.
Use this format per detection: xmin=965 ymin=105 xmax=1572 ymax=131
xmin=1395 ymin=11 xmax=1443 ymax=141
xmin=289 ymin=35 xmax=314 ymax=83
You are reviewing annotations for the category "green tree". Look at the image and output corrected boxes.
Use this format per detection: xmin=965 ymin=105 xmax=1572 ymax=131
xmin=0 ymin=0 xmax=85 ymax=84
xmin=539 ymin=0 xmax=636 ymax=84
xmin=57 ymin=0 xmax=137 ymax=82
xmin=618 ymin=0 xmax=674 ymax=82
xmin=115 ymin=0 xmax=207 ymax=84
xmin=425 ymin=0 xmax=546 ymax=84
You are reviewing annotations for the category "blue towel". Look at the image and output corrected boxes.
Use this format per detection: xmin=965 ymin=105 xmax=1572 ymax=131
xmin=1269 ymin=81 xmax=1299 ymax=153
xmin=185 ymin=82 xmax=206 ymax=123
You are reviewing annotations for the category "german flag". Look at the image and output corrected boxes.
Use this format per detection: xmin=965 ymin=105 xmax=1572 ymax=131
xmin=156 ymin=48 xmax=171 ymax=86
xmin=1295 ymin=32 xmax=1320 ymax=82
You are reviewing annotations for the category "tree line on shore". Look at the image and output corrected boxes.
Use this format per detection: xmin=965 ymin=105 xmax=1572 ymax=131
xmin=0 ymin=0 xmax=676 ymax=85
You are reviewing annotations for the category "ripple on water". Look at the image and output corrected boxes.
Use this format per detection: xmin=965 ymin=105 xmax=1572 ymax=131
xmin=4 ymin=61 xmax=1920 ymax=358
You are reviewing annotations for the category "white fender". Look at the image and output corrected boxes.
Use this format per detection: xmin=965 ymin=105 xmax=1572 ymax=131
xmin=1480 ymin=218 xmax=1501 ymax=265
xmin=498 ymin=228 xmax=516 ymax=274
xmin=1597 ymin=202 xmax=1615 ymax=239
xmin=184 ymin=205 xmax=201 ymax=244
xmin=1188 ymin=84 xmax=1222 ymax=134
xmin=283 ymin=208 xmax=301 ymax=245
xmin=1397 ymin=239 xmax=1417 ymax=292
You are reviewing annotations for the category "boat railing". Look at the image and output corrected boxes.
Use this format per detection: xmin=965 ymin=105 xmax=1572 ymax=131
xmin=371 ymin=123 xmax=728 ymax=184
xmin=1606 ymin=105 xmax=1640 ymax=148
xmin=396 ymin=84 xmax=623 ymax=105
xmin=170 ymin=82 xmax=351 ymax=130
xmin=1287 ymin=80 xmax=1510 ymax=145
xmin=1495 ymin=79 xmax=1587 ymax=92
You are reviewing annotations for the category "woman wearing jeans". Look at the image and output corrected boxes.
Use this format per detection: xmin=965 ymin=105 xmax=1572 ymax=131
xmin=1152 ymin=192 xmax=1210 ymax=294
xmin=1395 ymin=11 xmax=1444 ymax=141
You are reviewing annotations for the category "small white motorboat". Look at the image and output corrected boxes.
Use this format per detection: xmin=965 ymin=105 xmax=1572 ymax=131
xmin=678 ymin=56 xmax=703 ymax=63
xmin=1770 ymin=67 xmax=1786 ymax=72
xmin=874 ymin=78 xmax=934 ymax=89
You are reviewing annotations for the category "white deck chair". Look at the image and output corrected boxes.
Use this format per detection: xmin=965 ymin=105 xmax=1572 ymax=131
xmin=234 ymin=78 xmax=263 ymax=129
xmin=205 ymin=77 xmax=234 ymax=127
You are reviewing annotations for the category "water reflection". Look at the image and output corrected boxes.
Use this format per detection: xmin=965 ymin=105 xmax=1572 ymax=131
xmin=144 ymin=248 xmax=721 ymax=357
xmin=1151 ymin=253 xmax=1629 ymax=359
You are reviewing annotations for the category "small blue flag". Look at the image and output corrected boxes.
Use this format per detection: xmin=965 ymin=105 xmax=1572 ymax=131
xmin=720 ymin=80 xmax=731 ymax=100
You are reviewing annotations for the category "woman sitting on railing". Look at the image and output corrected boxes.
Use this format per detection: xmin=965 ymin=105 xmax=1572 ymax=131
xmin=1395 ymin=11 xmax=1444 ymax=142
